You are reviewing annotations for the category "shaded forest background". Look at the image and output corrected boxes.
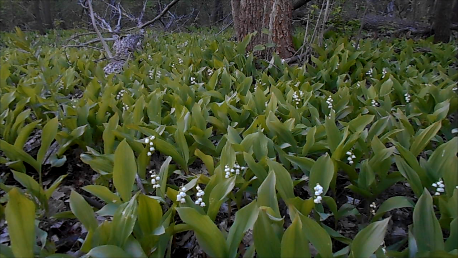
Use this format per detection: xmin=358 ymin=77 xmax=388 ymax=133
xmin=1 ymin=0 xmax=457 ymax=35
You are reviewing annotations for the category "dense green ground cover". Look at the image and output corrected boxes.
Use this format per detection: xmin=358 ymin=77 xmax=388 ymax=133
xmin=0 ymin=28 xmax=457 ymax=257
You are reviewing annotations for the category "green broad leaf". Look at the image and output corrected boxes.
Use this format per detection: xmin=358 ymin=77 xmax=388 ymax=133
xmin=176 ymin=207 xmax=229 ymax=258
xmin=286 ymin=155 xmax=315 ymax=175
xmin=299 ymin=214 xmax=333 ymax=258
xmin=372 ymin=196 xmax=414 ymax=221
xmin=124 ymin=236 xmax=147 ymax=258
xmin=413 ymin=189 xmax=444 ymax=253
xmin=368 ymin=116 xmax=390 ymax=140
xmin=350 ymin=217 xmax=390 ymax=258
xmin=253 ymin=44 xmax=266 ymax=51
xmin=281 ymin=216 xmax=311 ymax=258
xmin=0 ymin=140 xmax=40 ymax=172
xmin=244 ymin=153 xmax=268 ymax=180
xmin=157 ymin=156 xmax=172 ymax=198
xmin=379 ymin=78 xmax=393 ymax=96
xmin=86 ymin=245 xmax=131 ymax=258
xmin=253 ymin=207 xmax=282 ymax=258
xmin=80 ymin=153 xmax=113 ymax=175
xmin=207 ymin=176 xmax=236 ymax=220
xmin=70 ymin=191 xmax=98 ymax=231
xmin=227 ymin=126 xmax=243 ymax=144
xmin=258 ymin=171 xmax=280 ymax=217
xmin=427 ymin=100 xmax=450 ymax=123
xmin=137 ymin=194 xmax=162 ymax=235
xmin=109 ymin=196 xmax=138 ymax=247
xmin=348 ymin=115 xmax=374 ymax=133
xmin=0 ymin=244 xmax=15 ymax=258
xmin=5 ymin=188 xmax=35 ymax=258
xmin=45 ymin=174 xmax=67 ymax=199
xmin=392 ymin=141 xmax=428 ymax=185
xmin=83 ymin=185 xmax=122 ymax=204
xmin=395 ymin=156 xmax=423 ymax=197
xmin=113 ymin=140 xmax=137 ymax=202
xmin=37 ymin=117 xmax=58 ymax=165
xmin=266 ymin=159 xmax=295 ymax=201
xmin=0 ymin=66 xmax=11 ymax=96
xmin=426 ymin=137 xmax=457 ymax=195
xmin=191 ymin=103 xmax=207 ymax=130
xmin=309 ymin=154 xmax=334 ymax=196
xmin=302 ymin=126 xmax=316 ymax=156
xmin=266 ymin=112 xmax=297 ymax=151
xmin=12 ymin=171 xmax=46 ymax=204
xmin=325 ymin=113 xmax=341 ymax=153
xmin=237 ymin=33 xmax=253 ymax=54
xmin=445 ymin=218 xmax=458 ymax=252
xmin=410 ymin=121 xmax=441 ymax=157
xmin=226 ymin=200 xmax=259 ymax=258
xmin=13 ymin=120 xmax=40 ymax=149
xmin=195 ymin=149 xmax=214 ymax=175
xmin=358 ymin=160 xmax=375 ymax=190
xmin=102 ymin=113 xmax=119 ymax=154
xmin=154 ymin=138 xmax=187 ymax=171
xmin=174 ymin=130 xmax=189 ymax=164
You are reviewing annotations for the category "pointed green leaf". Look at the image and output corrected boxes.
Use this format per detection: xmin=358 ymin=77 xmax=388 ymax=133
xmin=281 ymin=216 xmax=311 ymax=258
xmin=176 ymin=207 xmax=229 ymax=258
xmin=413 ymin=189 xmax=444 ymax=253
xmin=37 ymin=117 xmax=59 ymax=165
xmin=227 ymin=200 xmax=259 ymax=258
xmin=350 ymin=217 xmax=390 ymax=258
xmin=299 ymin=214 xmax=333 ymax=258
xmin=83 ymin=185 xmax=122 ymax=204
xmin=70 ymin=191 xmax=98 ymax=231
xmin=113 ymin=139 xmax=137 ymax=202
xmin=137 ymin=194 xmax=162 ymax=235
xmin=372 ymin=196 xmax=414 ymax=222
xmin=253 ymin=208 xmax=282 ymax=258
xmin=5 ymin=188 xmax=35 ymax=258
xmin=86 ymin=245 xmax=131 ymax=258
xmin=410 ymin=121 xmax=441 ymax=157
xmin=309 ymin=154 xmax=334 ymax=195
xmin=258 ymin=171 xmax=280 ymax=217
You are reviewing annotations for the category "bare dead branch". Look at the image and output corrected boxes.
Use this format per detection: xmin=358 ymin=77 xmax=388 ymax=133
xmin=138 ymin=0 xmax=149 ymax=26
xmin=137 ymin=0 xmax=181 ymax=29
xmin=88 ymin=0 xmax=113 ymax=58
xmin=115 ymin=3 xmax=122 ymax=32
xmin=63 ymin=45 xmax=104 ymax=51
xmin=101 ymin=0 xmax=137 ymax=23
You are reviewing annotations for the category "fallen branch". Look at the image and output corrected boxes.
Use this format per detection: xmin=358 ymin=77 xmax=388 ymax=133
xmin=88 ymin=0 xmax=113 ymax=58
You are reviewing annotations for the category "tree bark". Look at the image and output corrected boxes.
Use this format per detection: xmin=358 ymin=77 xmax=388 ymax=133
xmin=433 ymin=0 xmax=452 ymax=43
xmin=231 ymin=0 xmax=295 ymax=59
xmin=41 ymin=0 xmax=54 ymax=29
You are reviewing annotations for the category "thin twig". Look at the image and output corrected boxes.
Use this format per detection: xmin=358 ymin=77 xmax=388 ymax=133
xmin=216 ymin=20 xmax=233 ymax=36
xmin=137 ymin=0 xmax=181 ymax=29
xmin=62 ymin=45 xmax=104 ymax=51
xmin=136 ymin=174 xmax=146 ymax=194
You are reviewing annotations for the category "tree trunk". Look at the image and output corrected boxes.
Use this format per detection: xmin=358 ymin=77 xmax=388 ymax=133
xmin=433 ymin=0 xmax=451 ymax=43
xmin=41 ymin=0 xmax=54 ymax=29
xmin=452 ymin=0 xmax=458 ymax=23
xmin=231 ymin=0 xmax=295 ymax=59
xmin=32 ymin=0 xmax=45 ymax=34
